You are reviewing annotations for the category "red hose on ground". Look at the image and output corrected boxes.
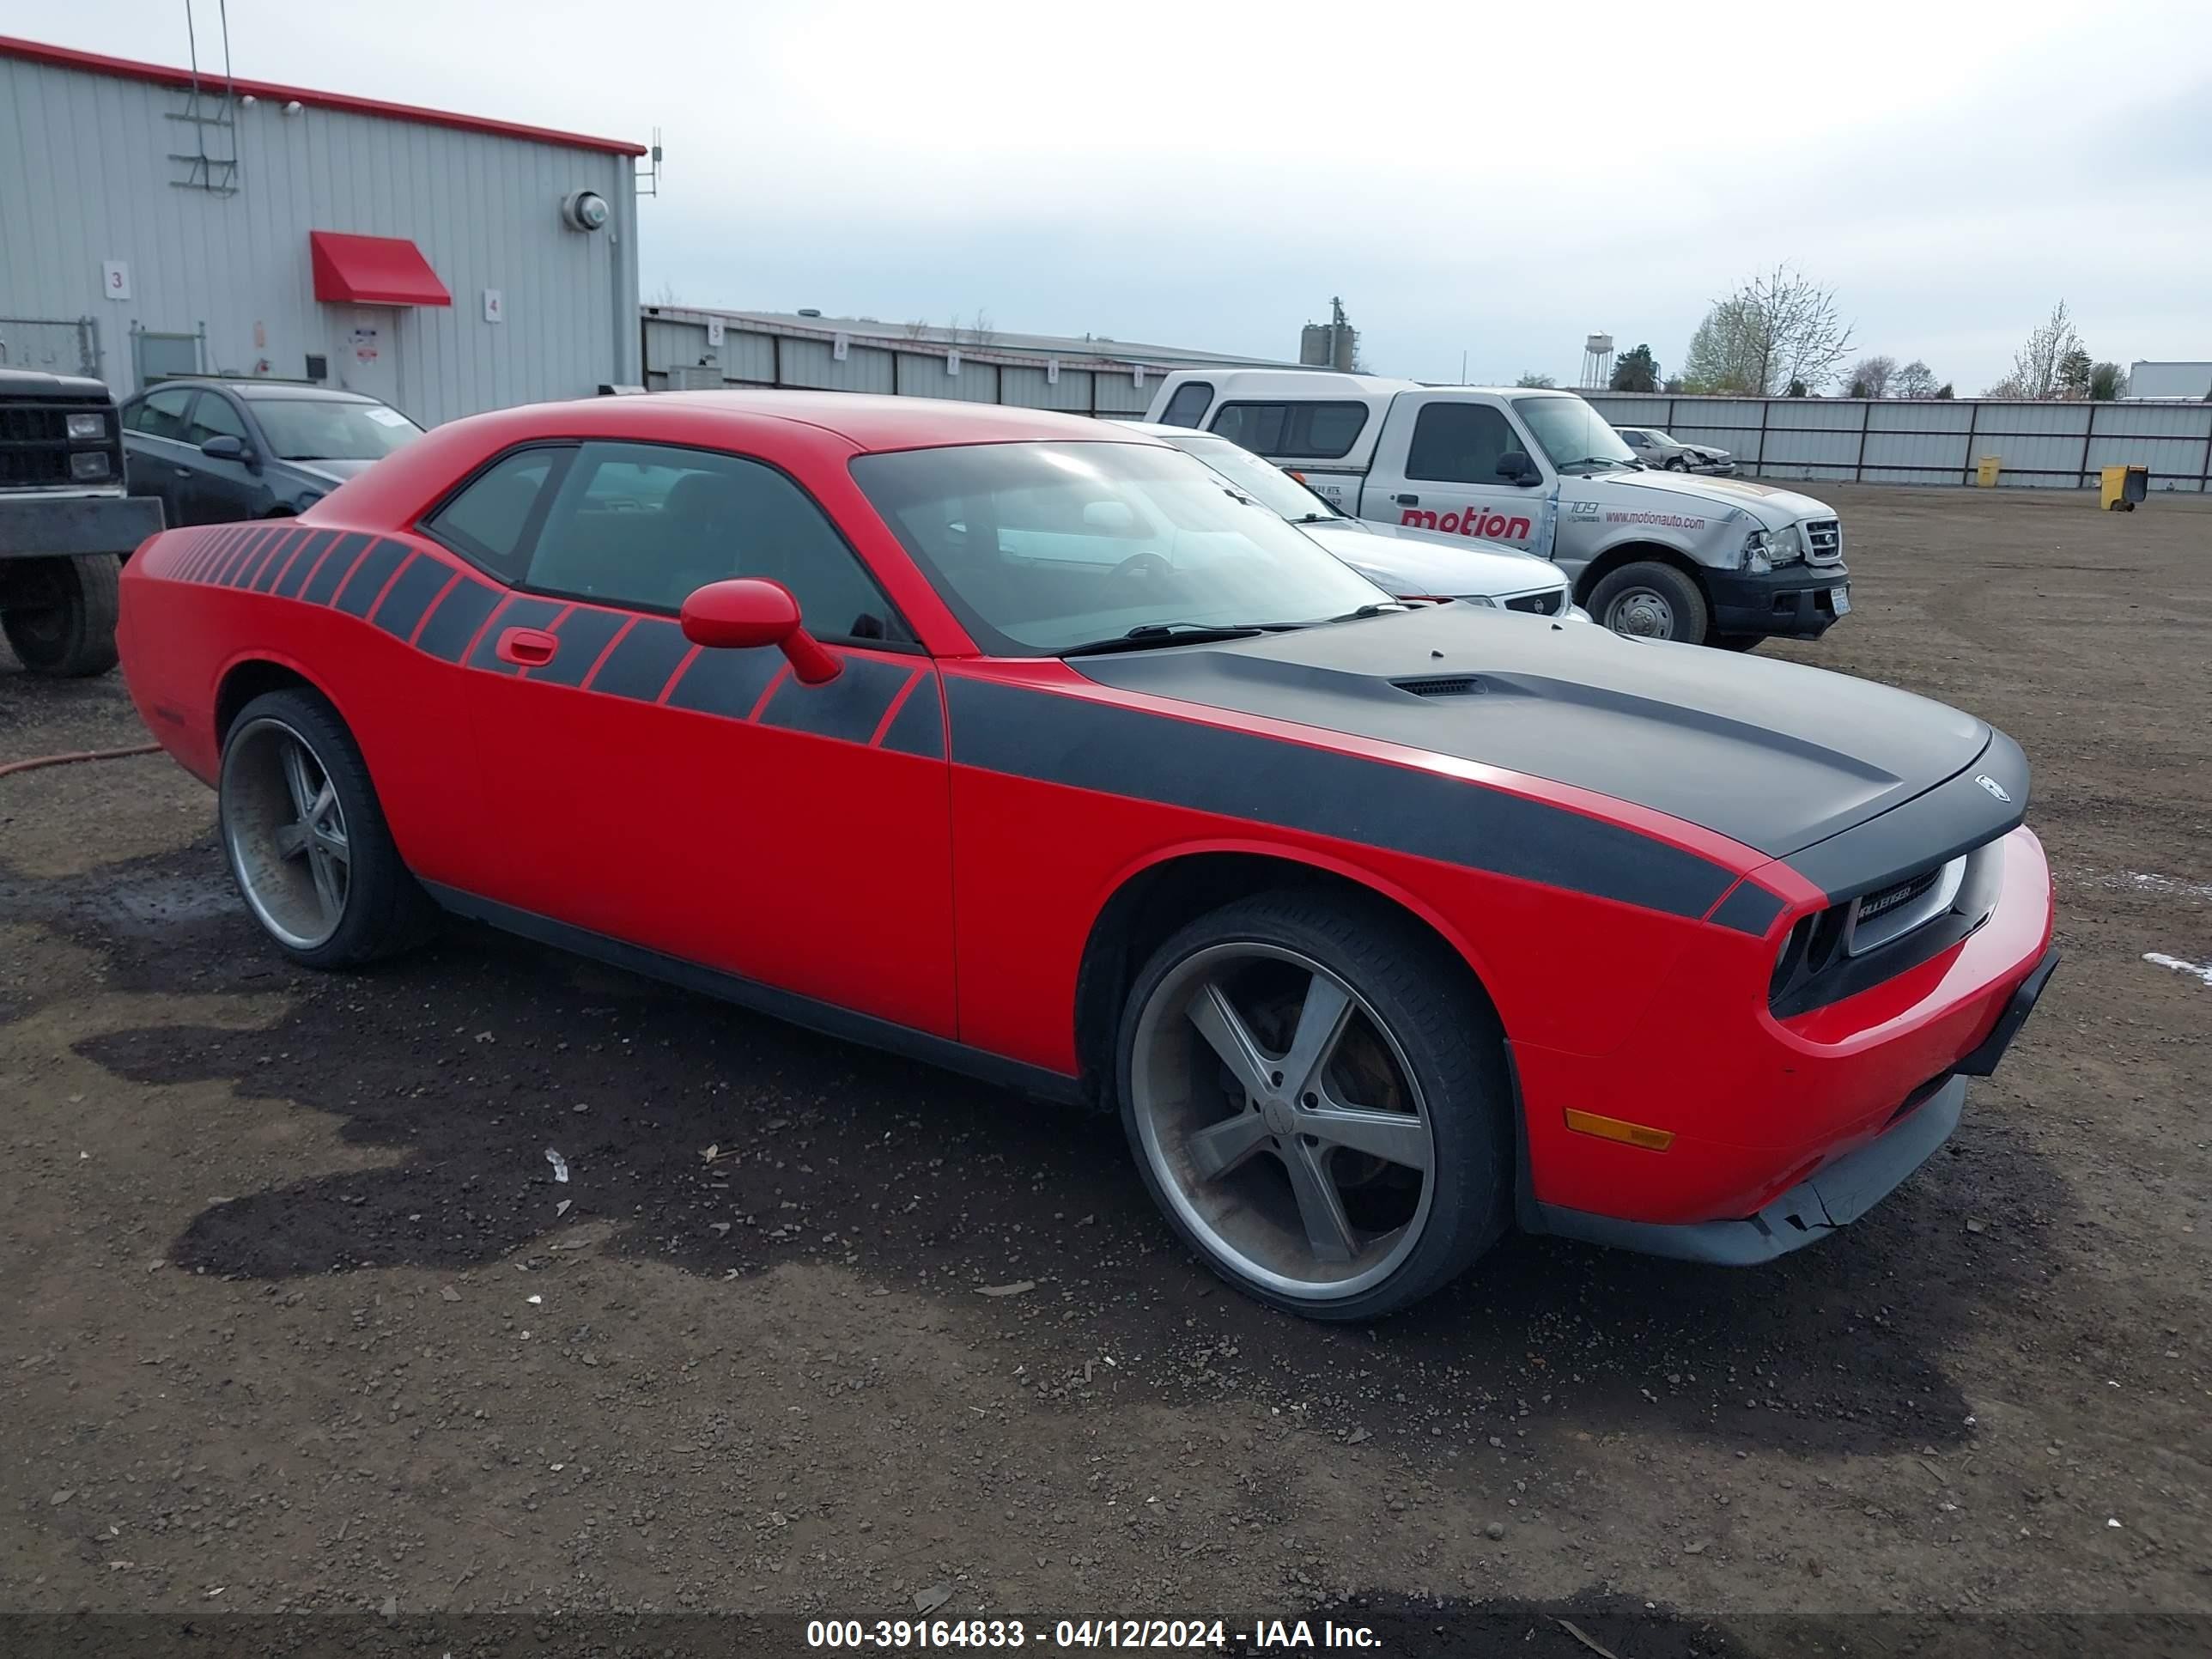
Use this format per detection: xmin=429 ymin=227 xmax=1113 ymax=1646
xmin=0 ymin=743 xmax=162 ymax=780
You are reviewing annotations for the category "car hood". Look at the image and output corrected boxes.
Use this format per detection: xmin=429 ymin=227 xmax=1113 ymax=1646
xmin=289 ymin=458 xmax=381 ymax=484
xmin=1297 ymin=520 xmax=1564 ymax=599
xmin=1070 ymin=604 xmax=1989 ymax=859
xmin=1597 ymin=467 xmax=1826 ymax=530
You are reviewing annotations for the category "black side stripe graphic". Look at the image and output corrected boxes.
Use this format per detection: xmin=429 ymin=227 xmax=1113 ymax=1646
xmin=211 ymin=528 xmax=258 ymax=586
xmin=1707 ymin=879 xmax=1786 ymax=939
xmin=944 ymin=677 xmax=1738 ymax=922
xmin=588 ymin=617 xmax=690 ymax=700
xmin=757 ymin=653 xmax=912 ymax=744
xmin=234 ymin=529 xmax=286 ymax=588
xmin=880 ymin=674 xmax=945 ymax=759
xmin=301 ymin=532 xmax=371 ymax=606
xmin=414 ymin=580 xmax=500 ymax=663
xmin=660 ymin=635 xmax=783 ymax=715
xmin=528 ymin=605 xmax=629 ymax=690
xmin=252 ymin=528 xmax=307 ymax=592
xmin=371 ymin=556 xmax=451 ymax=641
xmin=273 ymin=530 xmax=337 ymax=598
xmin=331 ymin=540 xmax=409 ymax=619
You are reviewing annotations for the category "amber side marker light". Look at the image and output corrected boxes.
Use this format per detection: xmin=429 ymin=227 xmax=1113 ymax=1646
xmin=1564 ymin=1109 xmax=1675 ymax=1152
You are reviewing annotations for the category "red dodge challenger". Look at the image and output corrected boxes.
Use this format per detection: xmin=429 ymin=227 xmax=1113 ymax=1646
xmin=117 ymin=392 xmax=2057 ymax=1319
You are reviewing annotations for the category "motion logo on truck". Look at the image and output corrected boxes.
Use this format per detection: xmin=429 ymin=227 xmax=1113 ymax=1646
xmin=1399 ymin=507 xmax=1533 ymax=542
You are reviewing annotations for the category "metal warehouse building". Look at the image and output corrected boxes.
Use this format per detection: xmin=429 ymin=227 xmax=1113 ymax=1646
xmin=0 ymin=34 xmax=642 ymax=425
xmin=641 ymin=307 xmax=1299 ymax=416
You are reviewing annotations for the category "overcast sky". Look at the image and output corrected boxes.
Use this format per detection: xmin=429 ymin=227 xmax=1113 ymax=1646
xmin=12 ymin=0 xmax=2210 ymax=391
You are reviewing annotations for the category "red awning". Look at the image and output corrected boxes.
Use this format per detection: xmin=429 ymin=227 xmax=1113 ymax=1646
xmin=309 ymin=231 xmax=452 ymax=307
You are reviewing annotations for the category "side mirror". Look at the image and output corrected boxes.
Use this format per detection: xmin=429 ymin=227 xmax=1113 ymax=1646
xmin=201 ymin=434 xmax=253 ymax=465
xmin=1495 ymin=450 xmax=1539 ymax=485
xmin=679 ymin=577 xmax=842 ymax=685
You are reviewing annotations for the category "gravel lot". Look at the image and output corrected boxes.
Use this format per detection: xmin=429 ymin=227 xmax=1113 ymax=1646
xmin=3 ymin=484 xmax=2208 ymax=1656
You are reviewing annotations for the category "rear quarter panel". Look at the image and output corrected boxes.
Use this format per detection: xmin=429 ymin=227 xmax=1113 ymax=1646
xmin=120 ymin=520 xmax=490 ymax=890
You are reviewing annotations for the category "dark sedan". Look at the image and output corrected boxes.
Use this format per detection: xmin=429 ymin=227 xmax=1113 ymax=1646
xmin=120 ymin=380 xmax=423 ymax=526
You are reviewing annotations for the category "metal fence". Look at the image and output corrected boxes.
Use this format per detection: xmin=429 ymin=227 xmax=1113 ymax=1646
xmin=1582 ymin=391 xmax=2212 ymax=492
xmin=0 ymin=316 xmax=100 ymax=380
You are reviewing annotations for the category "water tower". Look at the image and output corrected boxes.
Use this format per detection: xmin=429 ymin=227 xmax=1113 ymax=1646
xmin=1580 ymin=333 xmax=1615 ymax=389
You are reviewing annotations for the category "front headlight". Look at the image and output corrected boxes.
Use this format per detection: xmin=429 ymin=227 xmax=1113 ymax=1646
xmin=70 ymin=451 xmax=111 ymax=481
xmin=1741 ymin=529 xmax=1773 ymax=574
xmin=1767 ymin=524 xmax=1804 ymax=567
xmin=1458 ymin=594 xmax=1499 ymax=607
xmin=67 ymin=412 xmax=106 ymax=441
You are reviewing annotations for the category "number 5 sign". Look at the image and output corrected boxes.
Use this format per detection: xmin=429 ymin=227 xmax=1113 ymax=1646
xmin=102 ymin=259 xmax=132 ymax=301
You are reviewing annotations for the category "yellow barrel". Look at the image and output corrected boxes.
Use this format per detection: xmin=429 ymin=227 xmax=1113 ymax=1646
xmin=1976 ymin=455 xmax=2002 ymax=487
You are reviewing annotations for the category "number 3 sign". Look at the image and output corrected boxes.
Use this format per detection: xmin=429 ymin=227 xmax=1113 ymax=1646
xmin=103 ymin=260 xmax=132 ymax=301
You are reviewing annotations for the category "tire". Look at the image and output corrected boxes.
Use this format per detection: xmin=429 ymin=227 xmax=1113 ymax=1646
xmin=1587 ymin=560 xmax=1710 ymax=644
xmin=218 ymin=688 xmax=437 ymax=969
xmin=1116 ymin=889 xmax=1510 ymax=1321
xmin=1713 ymin=634 xmax=1761 ymax=653
xmin=2 ymin=553 xmax=120 ymax=677
xmin=1665 ymin=456 xmax=1688 ymax=471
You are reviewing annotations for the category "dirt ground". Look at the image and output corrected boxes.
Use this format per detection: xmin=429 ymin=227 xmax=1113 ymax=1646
xmin=3 ymin=484 xmax=2208 ymax=1657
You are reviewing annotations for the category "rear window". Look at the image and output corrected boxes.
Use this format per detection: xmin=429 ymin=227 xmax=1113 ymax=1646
xmin=428 ymin=447 xmax=565 ymax=580
xmin=1207 ymin=400 xmax=1368 ymax=460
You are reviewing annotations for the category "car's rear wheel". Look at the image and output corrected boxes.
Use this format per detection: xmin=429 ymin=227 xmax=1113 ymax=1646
xmin=1665 ymin=455 xmax=1688 ymax=471
xmin=1 ymin=553 xmax=120 ymax=678
xmin=1588 ymin=560 xmax=1710 ymax=644
xmin=1118 ymin=890 xmax=1509 ymax=1320
xmin=219 ymin=689 xmax=435 ymax=968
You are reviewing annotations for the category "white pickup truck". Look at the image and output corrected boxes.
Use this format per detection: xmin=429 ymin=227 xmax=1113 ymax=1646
xmin=1145 ymin=371 xmax=1850 ymax=648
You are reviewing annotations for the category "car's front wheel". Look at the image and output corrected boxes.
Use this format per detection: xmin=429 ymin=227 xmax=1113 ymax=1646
xmin=219 ymin=689 xmax=436 ymax=968
xmin=1117 ymin=890 xmax=1510 ymax=1320
xmin=1588 ymin=560 xmax=1710 ymax=644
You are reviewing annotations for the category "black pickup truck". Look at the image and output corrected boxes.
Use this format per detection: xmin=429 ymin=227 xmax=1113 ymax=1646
xmin=0 ymin=368 xmax=165 ymax=677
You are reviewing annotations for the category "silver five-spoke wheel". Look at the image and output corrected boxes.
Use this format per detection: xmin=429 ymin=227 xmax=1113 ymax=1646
xmin=222 ymin=717 xmax=352 ymax=951
xmin=1130 ymin=941 xmax=1437 ymax=1303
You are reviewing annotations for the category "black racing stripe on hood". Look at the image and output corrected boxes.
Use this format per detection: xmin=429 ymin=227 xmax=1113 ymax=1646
xmin=945 ymin=677 xmax=1739 ymax=921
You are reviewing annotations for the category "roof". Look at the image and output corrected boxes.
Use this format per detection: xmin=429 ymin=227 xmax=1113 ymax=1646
xmin=118 ymin=379 xmax=379 ymax=403
xmin=0 ymin=33 xmax=647 ymax=156
xmin=626 ymin=390 xmax=1160 ymax=451
xmin=310 ymin=231 xmax=452 ymax=307
xmin=663 ymin=308 xmax=1304 ymax=372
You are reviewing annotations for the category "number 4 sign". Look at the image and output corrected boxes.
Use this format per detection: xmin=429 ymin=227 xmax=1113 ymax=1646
xmin=102 ymin=260 xmax=131 ymax=301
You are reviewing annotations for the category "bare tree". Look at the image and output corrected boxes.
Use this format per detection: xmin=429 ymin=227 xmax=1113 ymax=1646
xmin=961 ymin=309 xmax=998 ymax=349
xmin=1891 ymin=360 xmax=1940 ymax=399
xmin=1681 ymin=267 xmax=1852 ymax=395
xmin=1986 ymin=301 xmax=2082 ymax=399
xmin=1845 ymin=354 xmax=1898 ymax=398
xmin=902 ymin=319 xmax=933 ymax=341
xmin=649 ymin=279 xmax=683 ymax=307
xmin=1515 ymin=371 xmax=1557 ymax=388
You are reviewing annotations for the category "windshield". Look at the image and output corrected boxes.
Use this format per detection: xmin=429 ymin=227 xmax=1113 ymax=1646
xmin=851 ymin=441 xmax=1391 ymax=655
xmin=1161 ymin=434 xmax=1339 ymax=523
xmin=1511 ymin=397 xmax=1638 ymax=471
xmin=250 ymin=398 xmax=423 ymax=461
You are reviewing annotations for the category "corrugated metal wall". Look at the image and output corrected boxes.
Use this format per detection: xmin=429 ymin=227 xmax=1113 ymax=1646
xmin=0 ymin=52 xmax=640 ymax=424
xmin=1585 ymin=392 xmax=2212 ymax=491
xmin=641 ymin=308 xmax=1166 ymax=419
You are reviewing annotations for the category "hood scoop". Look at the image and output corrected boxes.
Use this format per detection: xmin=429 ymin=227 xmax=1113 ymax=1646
xmin=1392 ymin=675 xmax=1485 ymax=698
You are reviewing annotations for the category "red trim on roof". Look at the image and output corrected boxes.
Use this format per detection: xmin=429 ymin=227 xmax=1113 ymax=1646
xmin=310 ymin=232 xmax=453 ymax=307
xmin=0 ymin=33 xmax=647 ymax=156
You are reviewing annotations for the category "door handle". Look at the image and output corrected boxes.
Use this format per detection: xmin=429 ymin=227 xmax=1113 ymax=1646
xmin=495 ymin=626 xmax=559 ymax=667
xmin=1395 ymin=493 xmax=1419 ymax=505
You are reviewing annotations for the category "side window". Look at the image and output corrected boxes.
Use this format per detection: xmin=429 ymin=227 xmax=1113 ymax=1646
xmin=1618 ymin=429 xmax=1645 ymax=448
xmin=524 ymin=441 xmax=905 ymax=642
xmin=1405 ymin=403 xmax=1522 ymax=484
xmin=1158 ymin=381 xmax=1213 ymax=428
xmin=129 ymin=387 xmax=196 ymax=440
xmin=185 ymin=393 xmax=248 ymax=446
xmin=1209 ymin=401 xmax=1366 ymax=459
xmin=428 ymin=447 xmax=563 ymax=581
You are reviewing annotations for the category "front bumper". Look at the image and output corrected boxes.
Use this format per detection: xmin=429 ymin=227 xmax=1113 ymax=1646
xmin=0 ymin=491 xmax=165 ymax=559
xmin=1706 ymin=560 xmax=1850 ymax=639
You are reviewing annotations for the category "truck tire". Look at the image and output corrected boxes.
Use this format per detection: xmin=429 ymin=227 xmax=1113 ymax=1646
xmin=1 ymin=553 xmax=121 ymax=678
xmin=1587 ymin=561 xmax=1709 ymax=645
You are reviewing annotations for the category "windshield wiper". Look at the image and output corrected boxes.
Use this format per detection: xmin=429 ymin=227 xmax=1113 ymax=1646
xmin=1323 ymin=603 xmax=1407 ymax=623
xmin=1059 ymin=623 xmax=1270 ymax=657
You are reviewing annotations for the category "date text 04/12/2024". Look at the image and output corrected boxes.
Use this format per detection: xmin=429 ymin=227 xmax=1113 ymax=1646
xmin=805 ymin=1618 xmax=1383 ymax=1649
